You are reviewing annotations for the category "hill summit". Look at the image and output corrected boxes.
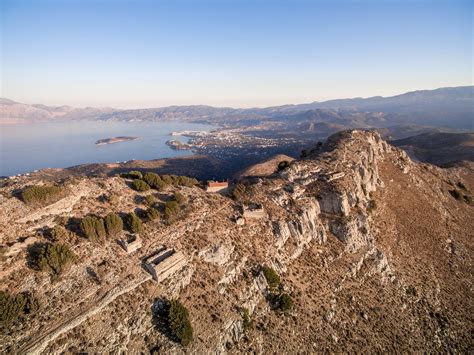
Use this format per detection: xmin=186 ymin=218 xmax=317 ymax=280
xmin=0 ymin=130 xmax=472 ymax=353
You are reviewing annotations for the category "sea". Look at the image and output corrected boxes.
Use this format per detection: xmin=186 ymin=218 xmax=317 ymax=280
xmin=0 ymin=120 xmax=216 ymax=177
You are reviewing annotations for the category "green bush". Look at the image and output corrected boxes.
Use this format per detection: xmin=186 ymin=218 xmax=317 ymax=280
xmin=21 ymin=185 xmax=62 ymax=204
xmin=132 ymin=179 xmax=151 ymax=192
xmin=143 ymin=172 xmax=166 ymax=190
xmin=50 ymin=225 xmax=68 ymax=240
xmin=262 ymin=266 xmax=281 ymax=290
xmin=81 ymin=216 xmax=106 ymax=243
xmin=0 ymin=291 xmax=39 ymax=325
xmin=231 ymin=183 xmax=246 ymax=201
xmin=161 ymin=175 xmax=173 ymax=185
xmin=241 ymin=307 xmax=253 ymax=332
xmin=36 ymin=243 xmax=76 ymax=276
xmin=173 ymin=192 xmax=186 ymax=205
xmin=104 ymin=213 xmax=123 ymax=237
xmin=126 ymin=212 xmax=143 ymax=234
xmin=167 ymin=299 xmax=193 ymax=346
xmin=164 ymin=200 xmax=180 ymax=221
xmin=176 ymin=176 xmax=198 ymax=187
xmin=127 ymin=171 xmax=143 ymax=180
xmin=146 ymin=207 xmax=160 ymax=221
xmin=145 ymin=194 xmax=156 ymax=207
xmin=278 ymin=293 xmax=293 ymax=313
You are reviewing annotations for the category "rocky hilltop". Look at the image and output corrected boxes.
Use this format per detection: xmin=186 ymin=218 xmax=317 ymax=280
xmin=0 ymin=130 xmax=472 ymax=353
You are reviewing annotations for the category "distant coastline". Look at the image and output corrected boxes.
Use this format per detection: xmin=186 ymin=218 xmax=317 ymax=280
xmin=95 ymin=136 xmax=140 ymax=145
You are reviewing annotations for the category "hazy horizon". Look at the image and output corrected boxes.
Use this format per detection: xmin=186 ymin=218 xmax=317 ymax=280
xmin=2 ymin=0 xmax=472 ymax=108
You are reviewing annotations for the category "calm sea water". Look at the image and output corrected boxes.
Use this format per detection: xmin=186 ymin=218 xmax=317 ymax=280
xmin=0 ymin=120 xmax=216 ymax=177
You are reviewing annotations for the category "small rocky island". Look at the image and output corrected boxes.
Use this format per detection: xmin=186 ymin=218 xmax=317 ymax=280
xmin=95 ymin=136 xmax=140 ymax=145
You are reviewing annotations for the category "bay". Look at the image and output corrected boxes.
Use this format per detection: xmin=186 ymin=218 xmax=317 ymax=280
xmin=0 ymin=120 xmax=216 ymax=177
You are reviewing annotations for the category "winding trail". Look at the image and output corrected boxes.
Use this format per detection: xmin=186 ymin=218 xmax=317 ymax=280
xmin=20 ymin=273 xmax=152 ymax=354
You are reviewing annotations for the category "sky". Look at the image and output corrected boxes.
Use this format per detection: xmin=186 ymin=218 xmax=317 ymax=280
xmin=1 ymin=0 xmax=472 ymax=108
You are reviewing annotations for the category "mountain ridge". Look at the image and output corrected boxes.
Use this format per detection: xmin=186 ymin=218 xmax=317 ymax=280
xmin=2 ymin=86 xmax=472 ymax=128
xmin=1 ymin=130 xmax=472 ymax=352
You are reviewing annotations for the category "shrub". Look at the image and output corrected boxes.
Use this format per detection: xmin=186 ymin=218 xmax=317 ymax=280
xmin=241 ymin=308 xmax=253 ymax=332
xmin=167 ymin=299 xmax=193 ymax=346
xmin=177 ymin=176 xmax=198 ymax=187
xmin=262 ymin=266 xmax=281 ymax=290
xmin=143 ymin=172 xmax=167 ymax=190
xmin=145 ymin=194 xmax=156 ymax=207
xmin=164 ymin=200 xmax=180 ymax=221
xmin=81 ymin=216 xmax=106 ymax=243
xmin=146 ymin=207 xmax=160 ymax=221
xmin=173 ymin=192 xmax=186 ymax=205
xmin=128 ymin=171 xmax=143 ymax=180
xmin=277 ymin=160 xmax=291 ymax=171
xmin=278 ymin=293 xmax=293 ymax=313
xmin=160 ymin=175 xmax=172 ymax=185
xmin=231 ymin=183 xmax=246 ymax=201
xmin=106 ymin=193 xmax=119 ymax=205
xmin=50 ymin=225 xmax=68 ymax=240
xmin=104 ymin=213 xmax=123 ymax=237
xmin=126 ymin=212 xmax=143 ymax=234
xmin=0 ymin=291 xmax=39 ymax=325
xmin=132 ymin=179 xmax=151 ymax=192
xmin=21 ymin=185 xmax=62 ymax=204
xmin=36 ymin=243 xmax=76 ymax=276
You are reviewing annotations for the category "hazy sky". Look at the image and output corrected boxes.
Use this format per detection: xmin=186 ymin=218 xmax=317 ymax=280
xmin=1 ymin=0 xmax=472 ymax=108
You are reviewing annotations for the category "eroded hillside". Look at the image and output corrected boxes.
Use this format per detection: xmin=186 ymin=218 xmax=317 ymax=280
xmin=0 ymin=130 xmax=472 ymax=353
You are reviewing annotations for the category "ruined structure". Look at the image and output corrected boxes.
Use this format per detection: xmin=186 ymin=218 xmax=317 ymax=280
xmin=144 ymin=247 xmax=188 ymax=281
xmin=205 ymin=181 xmax=229 ymax=193
xmin=321 ymin=171 xmax=345 ymax=182
xmin=119 ymin=234 xmax=142 ymax=253
xmin=242 ymin=203 xmax=265 ymax=219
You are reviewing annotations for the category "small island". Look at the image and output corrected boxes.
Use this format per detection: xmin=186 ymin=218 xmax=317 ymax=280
xmin=95 ymin=136 xmax=140 ymax=145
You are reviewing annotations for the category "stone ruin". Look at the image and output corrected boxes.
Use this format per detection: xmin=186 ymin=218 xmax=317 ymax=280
xmin=144 ymin=247 xmax=188 ymax=281
xmin=119 ymin=234 xmax=142 ymax=253
xmin=242 ymin=203 xmax=265 ymax=219
xmin=205 ymin=181 xmax=229 ymax=193
xmin=321 ymin=171 xmax=345 ymax=182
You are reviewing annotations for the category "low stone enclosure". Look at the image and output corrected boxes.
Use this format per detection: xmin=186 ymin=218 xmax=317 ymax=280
xmin=144 ymin=247 xmax=188 ymax=281
xmin=119 ymin=234 xmax=142 ymax=253
xmin=242 ymin=203 xmax=265 ymax=219
xmin=321 ymin=171 xmax=345 ymax=182
xmin=206 ymin=181 xmax=229 ymax=193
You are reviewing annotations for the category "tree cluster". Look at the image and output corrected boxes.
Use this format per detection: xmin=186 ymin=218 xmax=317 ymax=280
xmin=0 ymin=291 xmax=39 ymax=325
xmin=21 ymin=185 xmax=62 ymax=204
xmin=36 ymin=243 xmax=76 ymax=276
xmin=166 ymin=299 xmax=193 ymax=346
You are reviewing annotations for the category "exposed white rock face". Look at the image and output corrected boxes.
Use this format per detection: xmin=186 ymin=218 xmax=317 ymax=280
xmin=329 ymin=214 xmax=372 ymax=252
xmin=198 ymin=241 xmax=235 ymax=266
xmin=272 ymin=199 xmax=326 ymax=255
xmin=318 ymin=190 xmax=351 ymax=216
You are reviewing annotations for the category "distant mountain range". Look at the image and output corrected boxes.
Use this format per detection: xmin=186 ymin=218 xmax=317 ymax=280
xmin=1 ymin=86 xmax=473 ymax=129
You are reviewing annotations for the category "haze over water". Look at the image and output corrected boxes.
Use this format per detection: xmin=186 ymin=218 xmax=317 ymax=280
xmin=0 ymin=121 xmax=216 ymax=177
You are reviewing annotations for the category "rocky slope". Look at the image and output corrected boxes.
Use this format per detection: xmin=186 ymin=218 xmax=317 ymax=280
xmin=0 ymin=130 xmax=472 ymax=353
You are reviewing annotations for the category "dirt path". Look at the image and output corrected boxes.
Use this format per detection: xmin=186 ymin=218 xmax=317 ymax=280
xmin=20 ymin=273 xmax=152 ymax=354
